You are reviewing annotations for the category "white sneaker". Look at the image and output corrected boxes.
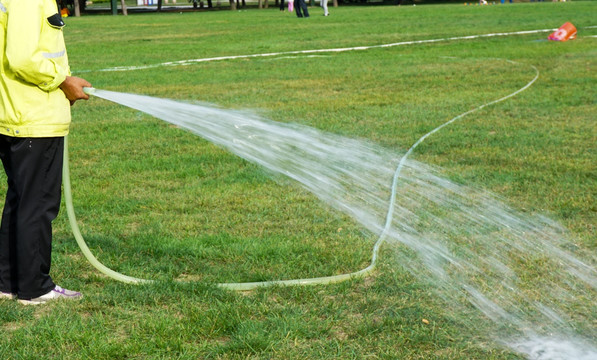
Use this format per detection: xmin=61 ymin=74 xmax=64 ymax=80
xmin=1 ymin=291 xmax=16 ymax=300
xmin=18 ymin=285 xmax=82 ymax=305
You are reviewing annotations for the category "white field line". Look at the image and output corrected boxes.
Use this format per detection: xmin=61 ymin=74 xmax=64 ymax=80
xmin=77 ymin=27 xmax=561 ymax=73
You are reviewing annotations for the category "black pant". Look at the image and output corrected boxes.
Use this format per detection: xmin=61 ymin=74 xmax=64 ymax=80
xmin=295 ymin=0 xmax=309 ymax=17
xmin=0 ymin=136 xmax=63 ymax=299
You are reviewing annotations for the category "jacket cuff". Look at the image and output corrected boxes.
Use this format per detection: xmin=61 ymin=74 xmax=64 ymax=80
xmin=39 ymin=72 xmax=67 ymax=92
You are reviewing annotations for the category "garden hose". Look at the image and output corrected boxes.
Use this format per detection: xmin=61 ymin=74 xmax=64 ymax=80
xmin=66 ymin=65 xmax=538 ymax=290
xmin=63 ymin=134 xmax=377 ymax=289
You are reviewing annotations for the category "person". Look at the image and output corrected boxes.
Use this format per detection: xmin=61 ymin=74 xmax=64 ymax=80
xmin=320 ymin=0 xmax=328 ymax=16
xmin=294 ymin=0 xmax=309 ymax=17
xmin=0 ymin=0 xmax=91 ymax=305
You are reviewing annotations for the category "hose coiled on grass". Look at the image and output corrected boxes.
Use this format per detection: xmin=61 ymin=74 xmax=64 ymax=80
xmin=65 ymin=61 xmax=538 ymax=290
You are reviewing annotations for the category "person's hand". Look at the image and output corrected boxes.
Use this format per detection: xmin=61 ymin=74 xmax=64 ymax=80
xmin=59 ymin=76 xmax=92 ymax=106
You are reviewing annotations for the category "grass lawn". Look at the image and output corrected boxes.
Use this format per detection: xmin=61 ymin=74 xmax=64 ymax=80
xmin=0 ymin=2 xmax=595 ymax=359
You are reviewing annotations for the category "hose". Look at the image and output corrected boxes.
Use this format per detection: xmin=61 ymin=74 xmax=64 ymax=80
xmin=65 ymin=61 xmax=538 ymax=290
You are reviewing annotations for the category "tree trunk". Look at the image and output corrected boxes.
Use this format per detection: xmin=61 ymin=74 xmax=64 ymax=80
xmin=333 ymin=0 xmax=337 ymax=6
xmin=74 ymin=0 xmax=81 ymax=17
xmin=121 ymin=0 xmax=128 ymax=15
xmin=229 ymin=0 xmax=237 ymax=10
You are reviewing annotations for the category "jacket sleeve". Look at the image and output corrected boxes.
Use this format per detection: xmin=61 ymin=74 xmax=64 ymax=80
xmin=5 ymin=0 xmax=67 ymax=91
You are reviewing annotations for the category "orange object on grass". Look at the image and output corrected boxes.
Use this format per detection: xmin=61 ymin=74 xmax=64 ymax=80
xmin=548 ymin=22 xmax=577 ymax=42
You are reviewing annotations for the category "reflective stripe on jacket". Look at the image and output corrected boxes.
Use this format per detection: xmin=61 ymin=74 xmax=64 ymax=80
xmin=0 ymin=0 xmax=71 ymax=138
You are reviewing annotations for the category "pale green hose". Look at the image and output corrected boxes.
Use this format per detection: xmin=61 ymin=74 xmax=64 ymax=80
xmin=63 ymin=129 xmax=380 ymax=289
xmin=67 ymin=71 xmax=537 ymax=290
xmin=63 ymin=134 xmax=378 ymax=289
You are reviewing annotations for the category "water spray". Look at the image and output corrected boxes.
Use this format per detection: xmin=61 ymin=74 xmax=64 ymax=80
xmin=68 ymin=61 xmax=597 ymax=358
xmin=67 ymin=88 xmax=381 ymax=289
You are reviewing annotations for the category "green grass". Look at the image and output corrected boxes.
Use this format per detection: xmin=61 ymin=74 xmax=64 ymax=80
xmin=1 ymin=3 xmax=596 ymax=359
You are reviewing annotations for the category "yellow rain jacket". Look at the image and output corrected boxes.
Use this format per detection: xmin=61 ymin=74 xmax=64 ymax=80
xmin=0 ymin=0 xmax=72 ymax=138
